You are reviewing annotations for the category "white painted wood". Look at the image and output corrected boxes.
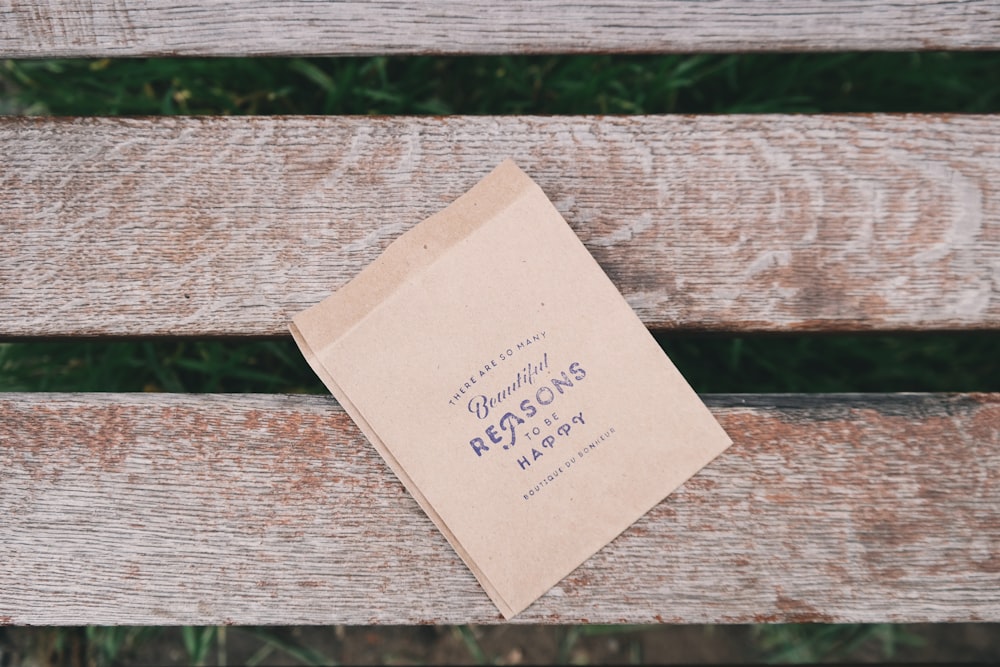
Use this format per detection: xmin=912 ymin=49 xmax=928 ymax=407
xmin=1 ymin=393 xmax=998 ymax=625
xmin=2 ymin=115 xmax=998 ymax=337
xmin=2 ymin=0 xmax=999 ymax=57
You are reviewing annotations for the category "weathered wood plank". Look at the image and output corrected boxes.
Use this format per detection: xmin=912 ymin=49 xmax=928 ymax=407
xmin=1 ymin=392 xmax=997 ymax=625
xmin=2 ymin=0 xmax=999 ymax=57
xmin=2 ymin=115 xmax=998 ymax=337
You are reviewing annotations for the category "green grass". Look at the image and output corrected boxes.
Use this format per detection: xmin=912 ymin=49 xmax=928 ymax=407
xmin=4 ymin=52 xmax=1000 ymax=116
xmin=2 ymin=51 xmax=999 ymax=665
xmin=753 ymin=624 xmax=926 ymax=663
xmin=1 ymin=333 xmax=997 ymax=395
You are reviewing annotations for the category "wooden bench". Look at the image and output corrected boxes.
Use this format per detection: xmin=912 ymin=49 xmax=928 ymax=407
xmin=2 ymin=1 xmax=999 ymax=627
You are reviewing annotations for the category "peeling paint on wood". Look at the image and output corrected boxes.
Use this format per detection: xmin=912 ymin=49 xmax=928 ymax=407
xmin=1 ymin=0 xmax=998 ymax=57
xmin=1 ymin=393 xmax=997 ymax=624
xmin=2 ymin=115 xmax=998 ymax=337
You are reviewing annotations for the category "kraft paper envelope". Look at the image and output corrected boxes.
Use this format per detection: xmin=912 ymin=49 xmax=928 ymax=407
xmin=290 ymin=160 xmax=732 ymax=618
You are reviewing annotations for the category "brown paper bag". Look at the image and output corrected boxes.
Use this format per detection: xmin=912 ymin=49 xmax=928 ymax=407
xmin=290 ymin=160 xmax=732 ymax=618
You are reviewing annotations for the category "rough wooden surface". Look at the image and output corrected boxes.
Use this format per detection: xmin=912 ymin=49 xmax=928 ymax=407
xmin=2 ymin=0 xmax=999 ymax=57
xmin=1 ymin=392 xmax=997 ymax=625
xmin=3 ymin=115 xmax=999 ymax=338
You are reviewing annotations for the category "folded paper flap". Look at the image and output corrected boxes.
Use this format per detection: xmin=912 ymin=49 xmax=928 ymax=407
xmin=292 ymin=160 xmax=537 ymax=355
xmin=290 ymin=159 xmax=732 ymax=618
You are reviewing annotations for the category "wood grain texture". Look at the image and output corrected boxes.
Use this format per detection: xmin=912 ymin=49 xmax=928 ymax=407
xmin=1 ymin=392 xmax=997 ymax=625
xmin=3 ymin=115 xmax=999 ymax=337
xmin=2 ymin=0 xmax=999 ymax=57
